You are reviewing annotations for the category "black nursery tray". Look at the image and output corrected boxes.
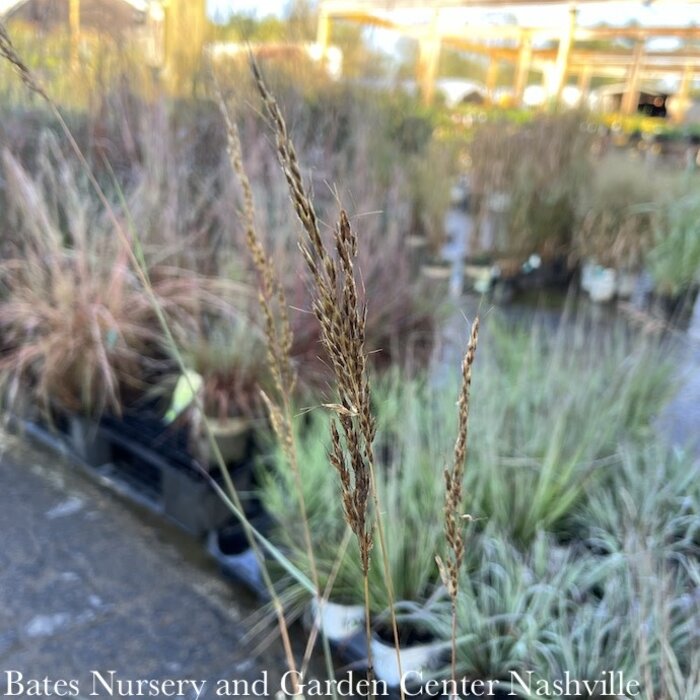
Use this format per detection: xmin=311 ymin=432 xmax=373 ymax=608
xmin=17 ymin=406 xmax=275 ymax=602
xmin=19 ymin=407 xmax=256 ymax=538
xmin=98 ymin=418 xmax=236 ymax=537
xmin=100 ymin=410 xmax=199 ymax=475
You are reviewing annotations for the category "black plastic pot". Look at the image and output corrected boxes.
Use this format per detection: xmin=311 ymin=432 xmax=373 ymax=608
xmin=67 ymin=414 xmax=113 ymax=468
xmin=652 ymin=286 xmax=699 ymax=324
xmin=206 ymin=509 xmax=272 ymax=600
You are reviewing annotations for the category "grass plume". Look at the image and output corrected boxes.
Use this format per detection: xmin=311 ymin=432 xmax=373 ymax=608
xmin=437 ymin=316 xmax=479 ymax=689
xmin=251 ymin=57 xmax=408 ymax=687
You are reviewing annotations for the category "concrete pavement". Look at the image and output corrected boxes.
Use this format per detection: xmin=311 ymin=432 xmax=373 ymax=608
xmin=0 ymin=430 xmax=297 ymax=699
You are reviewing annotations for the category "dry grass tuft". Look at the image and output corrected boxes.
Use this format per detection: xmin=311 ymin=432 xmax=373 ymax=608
xmin=0 ymin=149 xmax=209 ymax=417
xmin=220 ymin=99 xmax=296 ymax=409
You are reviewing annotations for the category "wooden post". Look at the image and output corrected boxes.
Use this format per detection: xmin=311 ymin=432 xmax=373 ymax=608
xmin=163 ymin=0 xmax=207 ymax=94
xmin=621 ymin=40 xmax=644 ymax=115
xmin=485 ymin=56 xmax=499 ymax=103
xmin=514 ymin=33 xmax=532 ymax=105
xmin=417 ymin=10 xmax=441 ymax=104
xmin=317 ymin=8 xmax=331 ymax=55
xmin=674 ymin=64 xmax=694 ymax=123
xmin=550 ymin=5 xmax=577 ymax=103
xmin=577 ymin=63 xmax=592 ymax=106
xmin=69 ymin=0 xmax=80 ymax=68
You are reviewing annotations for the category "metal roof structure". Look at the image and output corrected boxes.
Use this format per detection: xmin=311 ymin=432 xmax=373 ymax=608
xmin=317 ymin=0 xmax=700 ymax=117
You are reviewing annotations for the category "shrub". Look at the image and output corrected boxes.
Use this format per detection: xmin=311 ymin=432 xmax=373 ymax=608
xmin=0 ymin=144 xmax=233 ymax=417
xmin=574 ymin=153 xmax=663 ymax=269
xmin=649 ymin=188 xmax=700 ymax=297
xmin=469 ymin=112 xmax=593 ymax=258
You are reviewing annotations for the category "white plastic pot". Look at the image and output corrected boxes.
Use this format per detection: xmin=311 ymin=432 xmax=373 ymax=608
xmin=371 ymin=635 xmax=442 ymax=687
xmin=406 ymin=234 xmax=428 ymax=249
xmin=616 ymin=271 xmax=638 ymax=299
xmin=588 ymin=267 xmax=617 ymax=303
xmin=309 ymin=598 xmax=365 ymax=643
xmin=580 ymin=260 xmax=596 ymax=293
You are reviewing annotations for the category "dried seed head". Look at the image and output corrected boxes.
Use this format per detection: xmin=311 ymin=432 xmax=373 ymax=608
xmin=440 ymin=317 xmax=479 ymax=602
xmin=251 ymin=57 xmax=376 ymax=575
xmin=0 ymin=23 xmax=49 ymax=101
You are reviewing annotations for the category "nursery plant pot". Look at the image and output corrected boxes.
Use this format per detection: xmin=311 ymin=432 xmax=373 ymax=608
xmin=206 ymin=417 xmax=254 ymax=467
xmin=580 ymin=260 xmax=595 ymax=293
xmin=98 ymin=421 xmax=233 ymax=536
xmin=206 ymin=512 xmax=271 ymax=600
xmin=616 ymin=270 xmax=638 ymax=299
xmin=406 ymin=234 xmax=428 ymax=250
xmin=587 ymin=266 xmax=617 ymax=303
xmin=309 ymin=597 xmax=366 ymax=643
xmin=464 ymin=263 xmax=495 ymax=294
xmin=370 ymin=623 xmax=444 ymax=687
xmin=162 ymin=467 xmax=233 ymax=536
xmin=420 ymin=262 xmax=452 ymax=280
xmin=67 ymin=414 xmax=112 ymax=468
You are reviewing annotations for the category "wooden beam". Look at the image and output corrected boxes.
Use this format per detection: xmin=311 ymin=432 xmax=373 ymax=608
xmin=514 ymin=33 xmax=532 ymax=105
xmin=163 ymin=0 xmax=207 ymax=94
xmin=417 ymin=9 xmax=442 ymax=104
xmin=621 ymin=40 xmax=645 ymax=114
xmin=69 ymin=0 xmax=80 ymax=68
xmin=549 ymin=5 xmax=576 ymax=102
xmin=569 ymin=63 xmax=700 ymax=78
xmin=324 ymin=10 xmax=399 ymax=31
xmin=574 ymin=25 xmax=700 ymax=41
xmin=317 ymin=8 xmax=332 ymax=53
xmin=577 ymin=62 xmax=592 ymax=104
xmin=673 ymin=64 xmax=694 ymax=123
xmin=567 ymin=53 xmax=700 ymax=67
xmin=485 ymin=56 xmax=499 ymax=102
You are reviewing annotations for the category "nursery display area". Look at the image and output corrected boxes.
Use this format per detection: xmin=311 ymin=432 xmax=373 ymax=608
xmin=1 ymin=14 xmax=700 ymax=700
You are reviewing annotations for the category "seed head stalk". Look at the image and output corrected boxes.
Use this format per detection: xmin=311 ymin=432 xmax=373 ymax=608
xmin=219 ymin=94 xmax=342 ymax=696
xmin=437 ymin=318 xmax=479 ymax=692
xmin=251 ymin=58 xmax=409 ymax=696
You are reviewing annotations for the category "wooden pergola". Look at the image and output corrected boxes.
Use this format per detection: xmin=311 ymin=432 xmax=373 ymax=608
xmin=317 ymin=0 xmax=700 ymax=118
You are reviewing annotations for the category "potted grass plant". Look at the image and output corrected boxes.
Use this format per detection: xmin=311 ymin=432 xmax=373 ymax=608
xmin=469 ymin=112 xmax=593 ymax=265
xmin=258 ymin=373 xmax=467 ymax=682
xmin=447 ymin=530 xmax=610 ymax=696
xmin=459 ymin=314 xmax=673 ymax=547
xmin=181 ymin=318 xmax=271 ymax=467
xmin=648 ymin=189 xmax=700 ymax=318
xmin=0 ymin=149 xmax=204 ymax=455
xmin=572 ymin=443 xmax=700 ymax=562
xmin=575 ymin=153 xmax=661 ymax=302
xmin=151 ymin=320 xmax=271 ymax=538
